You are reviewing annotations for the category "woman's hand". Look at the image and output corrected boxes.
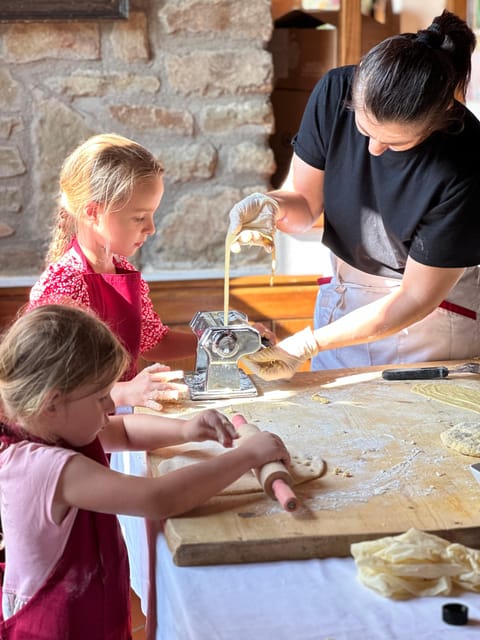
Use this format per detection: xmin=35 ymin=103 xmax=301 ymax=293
xmin=243 ymin=327 xmax=318 ymax=380
xmin=227 ymin=193 xmax=279 ymax=253
xmin=182 ymin=409 xmax=238 ymax=448
xmin=252 ymin=322 xmax=277 ymax=346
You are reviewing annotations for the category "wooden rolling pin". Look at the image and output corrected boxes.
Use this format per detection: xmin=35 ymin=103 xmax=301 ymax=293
xmin=232 ymin=414 xmax=298 ymax=512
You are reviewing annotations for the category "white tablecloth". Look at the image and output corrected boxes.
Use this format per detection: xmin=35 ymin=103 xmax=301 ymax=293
xmin=111 ymin=452 xmax=480 ymax=640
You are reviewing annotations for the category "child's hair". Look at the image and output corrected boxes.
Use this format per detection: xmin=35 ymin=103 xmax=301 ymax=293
xmin=0 ymin=304 xmax=128 ymax=432
xmin=352 ymin=10 xmax=476 ymax=133
xmin=46 ymin=133 xmax=164 ymax=264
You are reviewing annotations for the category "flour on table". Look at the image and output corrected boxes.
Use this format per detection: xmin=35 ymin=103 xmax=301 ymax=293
xmin=150 ymin=443 xmax=326 ymax=495
xmin=440 ymin=422 xmax=480 ymax=457
xmin=411 ymin=383 xmax=480 ymax=414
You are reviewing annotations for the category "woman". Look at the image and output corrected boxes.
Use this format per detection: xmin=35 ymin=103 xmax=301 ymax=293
xmin=228 ymin=10 xmax=480 ymax=380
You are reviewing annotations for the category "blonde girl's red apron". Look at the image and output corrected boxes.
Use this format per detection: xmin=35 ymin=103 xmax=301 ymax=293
xmin=74 ymin=239 xmax=142 ymax=381
xmin=0 ymin=437 xmax=132 ymax=640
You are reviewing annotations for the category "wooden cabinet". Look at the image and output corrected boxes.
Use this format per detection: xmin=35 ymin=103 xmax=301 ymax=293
xmin=271 ymin=1 xmax=401 ymax=67
xmin=275 ymin=1 xmax=468 ymax=65
xmin=446 ymin=0 xmax=467 ymax=20
xmin=0 ymin=275 xmax=320 ymax=373
xmin=0 ymin=286 xmax=30 ymax=328
xmin=144 ymin=275 xmax=319 ymax=371
xmin=269 ymin=1 xmax=401 ymax=187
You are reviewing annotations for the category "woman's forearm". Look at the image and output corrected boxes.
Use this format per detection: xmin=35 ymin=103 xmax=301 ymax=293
xmin=313 ymin=291 xmax=427 ymax=352
xmin=268 ymin=189 xmax=320 ymax=234
xmin=313 ymin=260 xmax=465 ymax=353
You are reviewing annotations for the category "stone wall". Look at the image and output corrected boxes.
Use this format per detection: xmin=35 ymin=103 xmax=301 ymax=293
xmin=0 ymin=0 xmax=275 ymax=277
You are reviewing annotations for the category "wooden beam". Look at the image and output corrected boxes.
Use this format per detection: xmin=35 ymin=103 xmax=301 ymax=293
xmin=338 ymin=0 xmax=362 ymax=65
xmin=446 ymin=0 xmax=467 ymax=21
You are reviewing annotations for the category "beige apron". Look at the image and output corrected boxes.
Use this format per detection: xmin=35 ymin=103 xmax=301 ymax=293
xmin=312 ymin=255 xmax=480 ymax=371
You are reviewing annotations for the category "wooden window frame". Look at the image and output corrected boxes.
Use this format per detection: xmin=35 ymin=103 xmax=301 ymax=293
xmin=0 ymin=1 xmax=129 ymax=22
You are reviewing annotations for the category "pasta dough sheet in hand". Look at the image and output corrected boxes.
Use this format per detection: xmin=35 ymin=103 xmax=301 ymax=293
xmin=351 ymin=528 xmax=480 ymax=600
xmin=150 ymin=442 xmax=326 ymax=495
xmin=440 ymin=422 xmax=480 ymax=457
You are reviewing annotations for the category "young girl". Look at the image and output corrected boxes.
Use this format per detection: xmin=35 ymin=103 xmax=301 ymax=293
xmin=28 ymin=133 xmax=198 ymax=411
xmin=0 ymin=304 xmax=289 ymax=639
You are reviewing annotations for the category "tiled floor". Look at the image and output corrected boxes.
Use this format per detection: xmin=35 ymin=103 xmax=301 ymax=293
xmin=131 ymin=589 xmax=147 ymax=640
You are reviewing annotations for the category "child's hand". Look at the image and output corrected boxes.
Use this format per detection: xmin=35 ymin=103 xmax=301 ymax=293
xmin=238 ymin=431 xmax=291 ymax=468
xmin=121 ymin=363 xmax=189 ymax=411
xmin=183 ymin=410 xmax=238 ymax=448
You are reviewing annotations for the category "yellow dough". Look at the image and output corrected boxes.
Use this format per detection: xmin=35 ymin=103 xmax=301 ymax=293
xmin=150 ymin=442 xmax=326 ymax=496
xmin=351 ymin=528 xmax=480 ymax=600
xmin=224 ymin=230 xmax=276 ymax=325
xmin=440 ymin=422 xmax=480 ymax=457
xmin=411 ymin=383 xmax=480 ymax=414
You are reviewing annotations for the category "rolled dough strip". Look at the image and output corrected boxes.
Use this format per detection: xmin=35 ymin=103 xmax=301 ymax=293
xmin=224 ymin=230 xmax=276 ymax=324
xmin=411 ymin=383 xmax=480 ymax=414
xmin=150 ymin=444 xmax=326 ymax=496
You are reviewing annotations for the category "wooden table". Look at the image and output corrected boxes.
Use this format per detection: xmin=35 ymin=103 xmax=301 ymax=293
xmin=111 ymin=361 xmax=480 ymax=640
xmin=147 ymin=362 xmax=480 ymax=566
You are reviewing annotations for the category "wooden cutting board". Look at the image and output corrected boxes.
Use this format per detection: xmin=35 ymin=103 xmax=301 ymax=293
xmin=147 ymin=363 xmax=480 ymax=566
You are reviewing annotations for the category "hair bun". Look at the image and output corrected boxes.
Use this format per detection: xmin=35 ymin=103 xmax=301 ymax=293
xmin=416 ymin=25 xmax=444 ymax=49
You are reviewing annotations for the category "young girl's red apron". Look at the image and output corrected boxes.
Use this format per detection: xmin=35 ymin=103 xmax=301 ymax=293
xmin=74 ymin=239 xmax=142 ymax=380
xmin=0 ymin=436 xmax=131 ymax=640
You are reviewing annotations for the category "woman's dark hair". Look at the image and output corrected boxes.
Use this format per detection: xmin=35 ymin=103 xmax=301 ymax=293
xmin=352 ymin=10 xmax=476 ymax=132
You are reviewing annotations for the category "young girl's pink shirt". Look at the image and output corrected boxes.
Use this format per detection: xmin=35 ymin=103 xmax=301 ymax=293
xmin=0 ymin=435 xmax=131 ymax=638
xmin=0 ymin=441 xmax=77 ymax=618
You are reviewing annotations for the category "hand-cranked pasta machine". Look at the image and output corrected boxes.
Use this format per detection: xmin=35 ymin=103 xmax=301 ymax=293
xmin=184 ymin=310 xmax=261 ymax=400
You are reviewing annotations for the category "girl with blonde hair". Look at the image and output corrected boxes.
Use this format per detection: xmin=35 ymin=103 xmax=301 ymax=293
xmin=29 ymin=133 xmax=197 ymax=410
xmin=0 ymin=304 xmax=289 ymax=638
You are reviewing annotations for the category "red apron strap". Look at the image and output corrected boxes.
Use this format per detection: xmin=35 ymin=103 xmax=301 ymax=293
xmin=438 ymin=299 xmax=477 ymax=320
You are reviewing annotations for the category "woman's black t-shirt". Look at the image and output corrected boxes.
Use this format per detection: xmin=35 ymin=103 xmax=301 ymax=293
xmin=293 ymin=65 xmax=480 ymax=278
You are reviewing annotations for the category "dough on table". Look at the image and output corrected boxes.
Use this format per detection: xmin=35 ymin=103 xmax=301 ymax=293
xmin=411 ymin=383 xmax=480 ymax=413
xmin=150 ymin=442 xmax=326 ymax=495
xmin=440 ymin=422 xmax=480 ymax=457
xmin=351 ymin=528 xmax=480 ymax=600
